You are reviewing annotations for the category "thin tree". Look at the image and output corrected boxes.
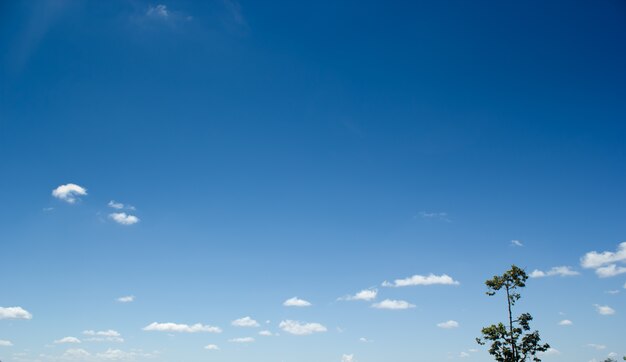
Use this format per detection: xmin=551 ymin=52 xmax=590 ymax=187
xmin=476 ymin=265 xmax=550 ymax=362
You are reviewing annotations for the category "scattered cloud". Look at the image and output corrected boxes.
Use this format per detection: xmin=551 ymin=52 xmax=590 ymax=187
xmin=109 ymin=212 xmax=140 ymax=225
xmin=83 ymin=330 xmax=123 ymax=343
xmin=108 ymin=200 xmax=124 ymax=209
xmin=143 ymin=322 xmax=221 ymax=333
xmin=540 ymin=348 xmax=561 ymax=356
xmin=417 ymin=211 xmax=450 ymax=222
xmin=581 ymin=242 xmax=626 ymax=278
xmin=116 ymin=295 xmax=135 ymax=303
xmin=221 ymin=0 xmax=246 ymax=26
xmin=283 ymin=297 xmax=312 ymax=307
xmin=382 ymin=273 xmax=459 ymax=287
xmin=258 ymin=330 xmax=273 ymax=336
xmin=594 ymin=304 xmax=615 ymax=316
xmin=0 ymin=340 xmax=13 ymax=347
xmin=511 ymin=240 xmax=524 ymax=247
xmin=371 ymin=299 xmax=415 ymax=310
xmin=529 ymin=266 xmax=580 ymax=278
xmin=204 ymin=344 xmax=220 ymax=350
xmin=54 ymin=337 xmax=81 ymax=344
xmin=437 ymin=320 xmax=459 ymax=329
xmin=279 ymin=320 xmax=327 ymax=335
xmin=52 ymin=183 xmax=87 ymax=204
xmin=147 ymin=4 xmax=169 ymax=18
xmin=459 ymin=352 xmax=470 ymax=358
xmin=339 ymin=289 xmax=378 ymax=302
xmin=0 ymin=306 xmax=32 ymax=320
xmin=232 ymin=316 xmax=259 ymax=328
xmin=587 ymin=344 xmax=606 ymax=350
xmin=558 ymin=319 xmax=573 ymax=326
xmin=359 ymin=337 xmax=372 ymax=343
xmin=341 ymin=354 xmax=355 ymax=362
xmin=229 ymin=337 xmax=254 ymax=343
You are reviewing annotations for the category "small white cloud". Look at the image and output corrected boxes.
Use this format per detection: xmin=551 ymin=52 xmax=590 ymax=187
xmin=606 ymin=290 xmax=620 ymax=295
xmin=418 ymin=211 xmax=450 ymax=222
xmin=96 ymin=348 xmax=155 ymax=360
xmin=581 ymin=242 xmax=626 ymax=269
xmin=143 ymin=322 xmax=221 ymax=333
xmin=229 ymin=337 xmax=254 ymax=343
xmin=587 ymin=343 xmax=606 ymax=350
xmin=371 ymin=299 xmax=415 ymax=310
xmin=594 ymin=304 xmax=615 ymax=315
xmin=339 ymin=289 xmax=377 ymax=302
xmin=109 ymin=212 xmax=140 ymax=225
xmin=540 ymin=348 xmax=561 ymax=355
xmin=0 ymin=340 xmax=13 ymax=347
xmin=459 ymin=351 xmax=470 ymax=358
xmin=82 ymin=329 xmax=124 ymax=343
xmin=204 ymin=344 xmax=220 ymax=350
xmin=116 ymin=295 xmax=135 ymax=303
xmin=52 ymin=183 xmax=87 ymax=204
xmin=382 ymin=273 xmax=459 ymax=287
xmin=279 ymin=320 xmax=327 ymax=335
xmin=283 ymin=297 xmax=312 ymax=307
xmin=54 ymin=337 xmax=81 ymax=344
xmin=359 ymin=337 xmax=372 ymax=343
xmin=595 ymin=264 xmax=626 ymax=278
xmin=108 ymin=200 xmax=124 ymax=209
xmin=63 ymin=348 xmax=91 ymax=359
xmin=0 ymin=306 xmax=32 ymax=320
xmin=437 ymin=320 xmax=459 ymax=329
xmin=232 ymin=316 xmax=259 ymax=328
xmin=511 ymin=240 xmax=524 ymax=247
xmin=341 ymin=354 xmax=355 ymax=362
xmin=558 ymin=319 xmax=573 ymax=326
xmin=147 ymin=4 xmax=169 ymax=18
xmin=529 ymin=266 xmax=580 ymax=278
xmin=258 ymin=330 xmax=273 ymax=336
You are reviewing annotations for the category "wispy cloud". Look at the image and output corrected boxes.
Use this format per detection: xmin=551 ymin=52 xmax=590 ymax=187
xmin=109 ymin=212 xmax=140 ymax=225
xmin=0 ymin=306 xmax=32 ymax=320
xmin=0 ymin=340 xmax=13 ymax=347
xmin=587 ymin=343 xmax=607 ymax=350
xmin=283 ymin=297 xmax=312 ymax=307
xmin=229 ymin=337 xmax=254 ymax=343
xmin=221 ymin=0 xmax=246 ymax=26
xmin=341 ymin=354 xmax=355 ymax=362
xmin=54 ymin=336 xmax=81 ymax=344
xmin=258 ymin=330 xmax=274 ymax=336
xmin=529 ymin=266 xmax=580 ymax=278
xmin=558 ymin=319 xmax=573 ymax=326
xmin=279 ymin=320 xmax=327 ymax=335
xmin=417 ymin=211 xmax=451 ymax=222
xmin=204 ymin=344 xmax=220 ymax=350
xmin=382 ymin=273 xmax=459 ymax=287
xmin=581 ymin=242 xmax=626 ymax=278
xmin=437 ymin=320 xmax=459 ymax=329
xmin=593 ymin=304 xmax=615 ymax=316
xmin=339 ymin=289 xmax=378 ymax=302
xmin=511 ymin=239 xmax=524 ymax=247
xmin=52 ymin=183 xmax=87 ymax=204
xmin=231 ymin=316 xmax=259 ymax=328
xmin=143 ymin=322 xmax=221 ymax=333
xmin=82 ymin=329 xmax=123 ymax=343
xmin=146 ymin=4 xmax=169 ymax=19
xmin=371 ymin=299 xmax=415 ymax=310
xmin=116 ymin=295 xmax=135 ymax=303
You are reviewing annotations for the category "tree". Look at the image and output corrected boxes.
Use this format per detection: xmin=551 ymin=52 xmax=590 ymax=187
xmin=476 ymin=265 xmax=550 ymax=362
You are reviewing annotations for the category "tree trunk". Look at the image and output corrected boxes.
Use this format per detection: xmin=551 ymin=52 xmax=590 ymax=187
xmin=505 ymin=285 xmax=517 ymax=361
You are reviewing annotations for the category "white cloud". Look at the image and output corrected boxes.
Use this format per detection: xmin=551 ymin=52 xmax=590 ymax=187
xmin=232 ymin=316 xmax=259 ymax=328
xmin=63 ymin=348 xmax=91 ymax=359
xmin=279 ymin=320 xmax=327 ymax=335
xmin=258 ymin=330 xmax=273 ymax=336
xmin=52 ymin=183 xmax=87 ymax=204
xmin=529 ymin=266 xmax=580 ymax=278
xmin=82 ymin=329 xmax=123 ymax=343
xmin=587 ymin=344 xmax=606 ymax=350
xmin=418 ymin=211 xmax=450 ymax=222
xmin=108 ymin=200 xmax=124 ymax=209
xmin=204 ymin=344 xmax=220 ymax=350
xmin=624 ymin=281 xmax=626 ymax=289
xmin=371 ymin=299 xmax=415 ymax=310
xmin=459 ymin=352 xmax=470 ymax=358
xmin=606 ymin=290 xmax=620 ymax=295
xmin=581 ymin=242 xmax=626 ymax=269
xmin=359 ymin=337 xmax=372 ymax=343
xmin=116 ymin=295 xmax=135 ymax=303
xmin=558 ymin=319 xmax=573 ymax=326
xmin=0 ymin=306 xmax=32 ymax=320
xmin=54 ymin=337 xmax=81 ymax=344
xmin=382 ymin=273 xmax=459 ymax=287
xmin=437 ymin=320 xmax=459 ymax=329
xmin=341 ymin=354 xmax=355 ymax=362
xmin=339 ymin=289 xmax=377 ymax=302
xmin=511 ymin=240 xmax=524 ymax=247
xmin=0 ymin=340 xmax=13 ymax=347
xmin=143 ymin=322 xmax=221 ymax=333
xmin=594 ymin=304 xmax=615 ymax=316
xmin=283 ymin=297 xmax=312 ymax=307
xmin=109 ymin=212 xmax=140 ymax=225
xmin=595 ymin=264 xmax=626 ymax=278
xmin=229 ymin=337 xmax=254 ymax=343
xmin=540 ymin=348 xmax=561 ymax=356
xmin=147 ymin=4 xmax=169 ymax=18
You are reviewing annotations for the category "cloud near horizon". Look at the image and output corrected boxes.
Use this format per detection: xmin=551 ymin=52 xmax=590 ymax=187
xmin=143 ymin=322 xmax=221 ymax=333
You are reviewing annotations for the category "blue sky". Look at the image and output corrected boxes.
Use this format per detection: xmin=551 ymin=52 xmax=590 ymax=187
xmin=1 ymin=1 xmax=625 ymax=361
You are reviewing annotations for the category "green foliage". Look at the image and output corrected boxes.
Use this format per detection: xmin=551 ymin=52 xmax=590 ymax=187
xmin=476 ymin=265 xmax=550 ymax=362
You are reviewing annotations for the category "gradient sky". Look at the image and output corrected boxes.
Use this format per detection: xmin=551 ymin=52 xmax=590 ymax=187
xmin=1 ymin=1 xmax=625 ymax=362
